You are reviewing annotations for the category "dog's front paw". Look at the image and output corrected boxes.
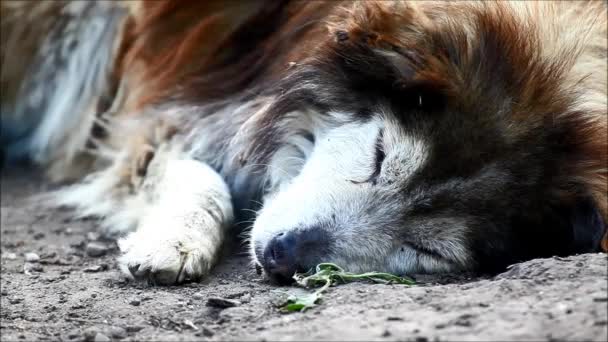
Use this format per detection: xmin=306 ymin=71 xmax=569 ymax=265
xmin=117 ymin=227 xmax=218 ymax=285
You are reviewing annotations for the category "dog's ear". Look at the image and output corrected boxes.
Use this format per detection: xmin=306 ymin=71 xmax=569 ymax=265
xmin=570 ymin=197 xmax=608 ymax=253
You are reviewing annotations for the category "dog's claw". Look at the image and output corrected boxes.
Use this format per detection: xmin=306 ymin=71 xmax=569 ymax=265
xmin=128 ymin=264 xmax=141 ymax=277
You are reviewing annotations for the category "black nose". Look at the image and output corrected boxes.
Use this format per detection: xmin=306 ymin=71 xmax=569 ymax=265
xmin=263 ymin=232 xmax=297 ymax=283
xmin=262 ymin=228 xmax=332 ymax=284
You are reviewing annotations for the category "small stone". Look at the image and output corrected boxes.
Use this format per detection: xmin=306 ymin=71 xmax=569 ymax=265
xmin=70 ymin=240 xmax=86 ymax=250
xmin=183 ymin=319 xmax=198 ymax=330
xmin=110 ymin=326 xmax=127 ymax=339
xmin=239 ymin=293 xmax=252 ymax=304
xmin=2 ymin=253 xmax=17 ymax=260
xmin=192 ymin=292 xmax=205 ymax=300
xmin=200 ymin=326 xmax=214 ymax=337
xmin=382 ymin=329 xmax=391 ymax=337
xmin=24 ymin=263 xmax=44 ymax=273
xmin=66 ymin=329 xmax=80 ymax=339
xmin=33 ymin=232 xmax=45 ymax=240
xmin=24 ymin=253 xmax=40 ymax=262
xmin=129 ymin=298 xmax=141 ymax=306
xmin=86 ymin=242 xmax=109 ymax=257
xmin=83 ymin=327 xmax=97 ymax=341
xmin=41 ymin=251 xmax=57 ymax=259
xmin=556 ymin=302 xmax=571 ymax=314
xmin=9 ymin=297 xmax=22 ymax=304
xmin=125 ymin=325 xmax=144 ymax=333
xmin=83 ymin=264 xmax=108 ymax=273
xmin=206 ymin=297 xmax=240 ymax=309
xmin=94 ymin=332 xmax=111 ymax=342
xmin=387 ymin=316 xmax=403 ymax=321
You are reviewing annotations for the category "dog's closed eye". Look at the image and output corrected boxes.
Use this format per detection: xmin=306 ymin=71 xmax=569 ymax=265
xmin=350 ymin=129 xmax=385 ymax=185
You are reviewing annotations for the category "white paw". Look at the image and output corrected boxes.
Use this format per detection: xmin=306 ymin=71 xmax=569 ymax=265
xmin=118 ymin=222 xmax=220 ymax=285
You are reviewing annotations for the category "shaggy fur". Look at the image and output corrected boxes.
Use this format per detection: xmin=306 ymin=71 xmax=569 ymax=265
xmin=1 ymin=0 xmax=606 ymax=285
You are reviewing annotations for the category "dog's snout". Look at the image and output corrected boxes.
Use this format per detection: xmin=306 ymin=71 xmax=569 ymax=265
xmin=262 ymin=227 xmax=332 ymax=283
xmin=264 ymin=232 xmax=297 ymax=283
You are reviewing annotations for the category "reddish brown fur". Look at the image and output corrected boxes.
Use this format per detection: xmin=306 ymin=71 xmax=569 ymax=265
xmin=4 ymin=1 xmax=602 ymax=252
xmin=118 ymin=1 xmax=346 ymax=110
xmin=115 ymin=1 xmax=606 ymax=233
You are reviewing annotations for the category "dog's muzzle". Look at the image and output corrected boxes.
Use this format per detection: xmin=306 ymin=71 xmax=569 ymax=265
xmin=260 ymin=226 xmax=333 ymax=283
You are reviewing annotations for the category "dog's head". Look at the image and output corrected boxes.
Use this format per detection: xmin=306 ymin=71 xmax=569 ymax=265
xmin=243 ymin=1 xmax=607 ymax=282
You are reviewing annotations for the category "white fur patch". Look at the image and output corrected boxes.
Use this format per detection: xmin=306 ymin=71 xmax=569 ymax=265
xmin=118 ymin=158 xmax=233 ymax=284
xmin=249 ymin=114 xmax=452 ymax=275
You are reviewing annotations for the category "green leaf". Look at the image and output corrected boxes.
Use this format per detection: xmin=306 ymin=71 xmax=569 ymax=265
xmin=280 ymin=292 xmax=321 ymax=312
xmin=279 ymin=263 xmax=415 ymax=312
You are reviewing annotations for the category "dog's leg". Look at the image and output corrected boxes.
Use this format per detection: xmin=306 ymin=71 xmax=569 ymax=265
xmin=118 ymin=147 xmax=233 ymax=285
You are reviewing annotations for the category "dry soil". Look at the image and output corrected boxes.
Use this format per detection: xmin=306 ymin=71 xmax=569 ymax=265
xmin=1 ymin=168 xmax=607 ymax=341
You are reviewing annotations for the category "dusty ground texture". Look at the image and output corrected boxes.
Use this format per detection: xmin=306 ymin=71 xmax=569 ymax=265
xmin=1 ymin=168 xmax=607 ymax=342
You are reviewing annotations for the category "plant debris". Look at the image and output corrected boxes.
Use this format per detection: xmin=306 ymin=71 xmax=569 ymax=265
xmin=280 ymin=263 xmax=415 ymax=312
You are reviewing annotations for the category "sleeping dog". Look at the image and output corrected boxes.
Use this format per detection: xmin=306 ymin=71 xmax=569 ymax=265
xmin=1 ymin=0 xmax=606 ymax=285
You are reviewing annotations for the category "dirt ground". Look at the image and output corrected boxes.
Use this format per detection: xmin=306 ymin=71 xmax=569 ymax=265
xmin=1 ymin=168 xmax=607 ymax=342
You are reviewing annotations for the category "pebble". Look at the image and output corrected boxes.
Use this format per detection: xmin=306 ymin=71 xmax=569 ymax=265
xmin=83 ymin=264 xmax=108 ymax=273
xmin=110 ymin=326 xmax=127 ymax=339
xmin=129 ymin=298 xmax=141 ymax=306
xmin=86 ymin=242 xmax=109 ymax=257
xmin=83 ymin=327 xmax=98 ymax=341
xmin=2 ymin=253 xmax=17 ymax=260
xmin=70 ymin=240 xmax=86 ymax=250
xmin=192 ymin=292 xmax=205 ymax=300
xmin=206 ymin=297 xmax=240 ymax=309
xmin=66 ymin=329 xmax=80 ymax=339
xmin=24 ymin=263 xmax=44 ymax=273
xmin=9 ymin=297 xmax=22 ymax=304
xmin=183 ymin=319 xmax=198 ymax=330
xmin=24 ymin=253 xmax=40 ymax=262
xmin=125 ymin=325 xmax=144 ymax=333
xmin=239 ymin=293 xmax=252 ymax=304
xmin=94 ymin=333 xmax=111 ymax=342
